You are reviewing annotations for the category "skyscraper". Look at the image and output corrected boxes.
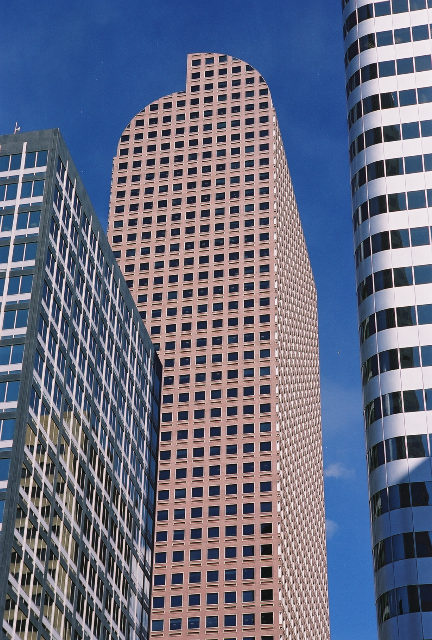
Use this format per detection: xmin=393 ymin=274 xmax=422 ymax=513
xmin=0 ymin=129 xmax=161 ymax=640
xmin=343 ymin=1 xmax=432 ymax=638
xmin=108 ymin=52 xmax=330 ymax=640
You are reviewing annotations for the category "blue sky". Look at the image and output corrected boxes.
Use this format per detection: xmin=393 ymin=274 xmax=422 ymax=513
xmin=0 ymin=2 xmax=376 ymax=637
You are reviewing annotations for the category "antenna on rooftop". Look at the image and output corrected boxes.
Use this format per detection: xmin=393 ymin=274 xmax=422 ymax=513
xmin=13 ymin=123 xmax=20 ymax=134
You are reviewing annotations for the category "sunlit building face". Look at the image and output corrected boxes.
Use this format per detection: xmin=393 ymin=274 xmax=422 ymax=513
xmin=108 ymin=52 xmax=330 ymax=640
xmin=343 ymin=1 xmax=432 ymax=638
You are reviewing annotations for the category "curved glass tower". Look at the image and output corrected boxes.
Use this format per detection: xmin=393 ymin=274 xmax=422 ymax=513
xmin=343 ymin=1 xmax=432 ymax=638
xmin=108 ymin=53 xmax=330 ymax=640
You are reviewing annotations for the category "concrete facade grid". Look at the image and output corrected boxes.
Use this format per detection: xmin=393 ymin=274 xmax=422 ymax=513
xmin=108 ymin=53 xmax=329 ymax=640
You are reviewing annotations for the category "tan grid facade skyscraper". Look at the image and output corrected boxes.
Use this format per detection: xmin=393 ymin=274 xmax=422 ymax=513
xmin=107 ymin=52 xmax=330 ymax=640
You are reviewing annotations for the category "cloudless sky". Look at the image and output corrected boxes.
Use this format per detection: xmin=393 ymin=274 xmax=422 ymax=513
xmin=0 ymin=2 xmax=376 ymax=638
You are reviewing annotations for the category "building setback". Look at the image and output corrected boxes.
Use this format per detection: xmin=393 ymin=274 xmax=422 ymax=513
xmin=108 ymin=52 xmax=330 ymax=640
xmin=0 ymin=129 xmax=161 ymax=640
xmin=343 ymin=1 xmax=432 ymax=638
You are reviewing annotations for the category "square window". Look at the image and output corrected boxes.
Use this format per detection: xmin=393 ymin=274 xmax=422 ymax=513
xmin=171 ymin=595 xmax=182 ymax=607
xmin=189 ymin=593 xmax=200 ymax=605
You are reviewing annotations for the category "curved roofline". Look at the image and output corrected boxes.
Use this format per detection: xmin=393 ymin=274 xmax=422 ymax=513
xmin=121 ymin=89 xmax=184 ymax=135
xmin=119 ymin=51 xmax=270 ymax=137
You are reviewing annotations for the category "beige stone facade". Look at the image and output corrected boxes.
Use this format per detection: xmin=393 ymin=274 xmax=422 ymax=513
xmin=107 ymin=52 xmax=329 ymax=640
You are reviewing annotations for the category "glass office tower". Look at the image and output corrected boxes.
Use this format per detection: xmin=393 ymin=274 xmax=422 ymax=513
xmin=343 ymin=1 xmax=432 ymax=638
xmin=108 ymin=53 xmax=330 ymax=640
xmin=0 ymin=129 xmax=161 ymax=640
